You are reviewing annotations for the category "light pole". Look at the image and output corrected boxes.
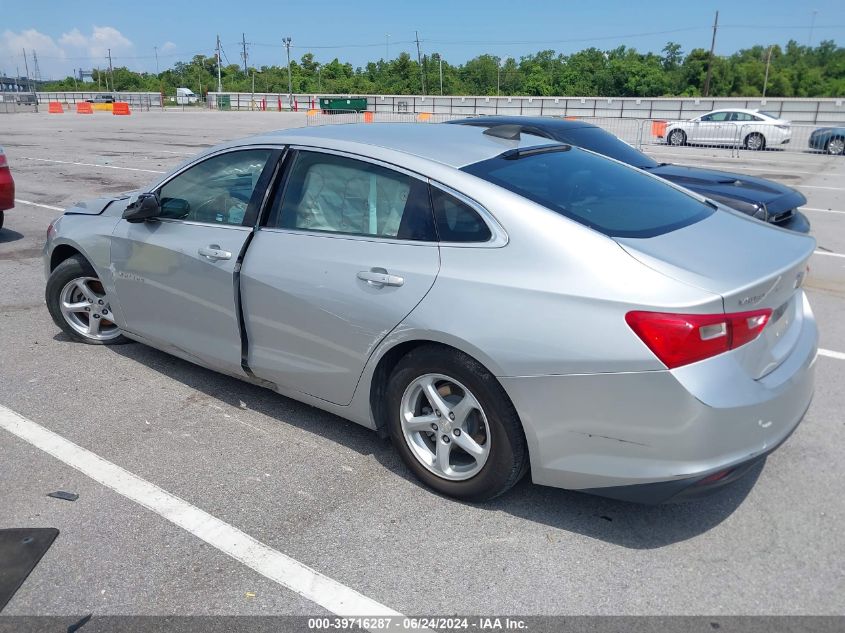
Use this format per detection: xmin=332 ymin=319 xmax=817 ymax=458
xmin=809 ymin=9 xmax=819 ymax=46
xmin=316 ymin=63 xmax=321 ymax=92
xmin=386 ymin=34 xmax=390 ymax=60
xmin=762 ymin=46 xmax=773 ymax=98
xmin=495 ymin=56 xmax=502 ymax=97
xmin=283 ymin=36 xmax=293 ymax=107
xmin=439 ymin=57 xmax=443 ymax=95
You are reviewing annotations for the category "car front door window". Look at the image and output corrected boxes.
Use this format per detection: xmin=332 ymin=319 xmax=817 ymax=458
xmin=158 ymin=149 xmax=272 ymax=226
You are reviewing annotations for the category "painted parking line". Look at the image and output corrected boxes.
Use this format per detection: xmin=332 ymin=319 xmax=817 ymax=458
xmin=0 ymin=405 xmax=414 ymax=629
xmin=819 ymin=348 xmax=845 ymax=361
xmin=14 ymin=199 xmax=64 ymax=211
xmin=815 ymin=250 xmax=845 ymax=259
xmin=804 ymin=207 xmax=845 ymax=215
xmin=796 ymin=184 xmax=845 ymax=191
xmin=18 ymin=156 xmax=166 ymax=174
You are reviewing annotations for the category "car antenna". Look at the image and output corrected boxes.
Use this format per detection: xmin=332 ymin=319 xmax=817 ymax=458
xmin=483 ymin=124 xmax=523 ymax=140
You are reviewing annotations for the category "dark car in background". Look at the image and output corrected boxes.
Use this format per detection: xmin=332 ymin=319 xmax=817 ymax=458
xmin=808 ymin=127 xmax=845 ymax=155
xmin=449 ymin=116 xmax=810 ymax=233
xmin=85 ymin=94 xmax=115 ymax=104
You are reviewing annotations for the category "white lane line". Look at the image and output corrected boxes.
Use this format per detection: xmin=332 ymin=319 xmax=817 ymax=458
xmin=673 ymin=164 xmax=816 ymax=176
xmin=804 ymin=207 xmax=845 ymax=215
xmin=14 ymin=199 xmax=63 ymax=211
xmin=815 ymin=250 xmax=845 ymax=259
xmin=19 ymin=156 xmax=166 ymax=174
xmin=0 ymin=405 xmax=408 ymax=626
xmin=644 ymin=150 xmax=830 ymax=165
xmin=819 ymin=348 xmax=845 ymax=360
xmin=796 ymin=185 xmax=845 ymax=191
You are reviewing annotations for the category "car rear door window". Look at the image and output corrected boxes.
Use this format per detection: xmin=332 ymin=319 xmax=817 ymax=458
xmin=271 ymin=151 xmax=437 ymax=241
xmin=157 ymin=149 xmax=272 ymax=225
xmin=431 ymin=188 xmax=492 ymax=242
xmin=462 ymin=147 xmax=714 ymax=238
xmin=701 ymin=112 xmax=729 ymax=122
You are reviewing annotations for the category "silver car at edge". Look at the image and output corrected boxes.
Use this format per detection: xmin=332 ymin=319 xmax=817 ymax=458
xmin=43 ymin=123 xmax=818 ymax=503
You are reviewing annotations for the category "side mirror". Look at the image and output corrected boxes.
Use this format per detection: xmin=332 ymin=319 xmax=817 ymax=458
xmin=123 ymin=193 xmax=161 ymax=223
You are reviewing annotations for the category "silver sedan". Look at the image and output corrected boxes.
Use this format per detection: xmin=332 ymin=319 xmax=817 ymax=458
xmin=43 ymin=123 xmax=817 ymax=502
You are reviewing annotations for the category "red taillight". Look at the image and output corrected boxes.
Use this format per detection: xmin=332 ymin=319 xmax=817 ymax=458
xmin=625 ymin=309 xmax=772 ymax=369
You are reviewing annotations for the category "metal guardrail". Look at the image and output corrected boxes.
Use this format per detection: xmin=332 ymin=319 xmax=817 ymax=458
xmin=208 ymin=92 xmax=845 ymax=125
xmin=35 ymin=92 xmax=162 ymax=109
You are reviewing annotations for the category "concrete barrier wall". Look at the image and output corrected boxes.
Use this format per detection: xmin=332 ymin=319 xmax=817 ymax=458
xmin=207 ymin=92 xmax=845 ymax=125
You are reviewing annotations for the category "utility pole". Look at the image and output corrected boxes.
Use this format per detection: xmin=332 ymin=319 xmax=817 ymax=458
xmin=22 ymin=48 xmax=31 ymax=92
xmin=496 ymin=57 xmax=501 ymax=97
xmin=762 ymin=46 xmax=773 ymax=98
xmin=107 ymin=48 xmax=114 ymax=92
xmin=154 ymin=46 xmax=159 ymax=74
xmin=702 ymin=10 xmax=719 ymax=98
xmin=808 ymin=10 xmax=819 ymax=46
xmin=415 ymin=31 xmax=426 ymax=96
xmin=215 ymin=35 xmax=222 ymax=92
xmin=439 ymin=57 xmax=443 ymax=95
xmin=386 ymin=34 xmax=390 ymax=60
xmin=283 ymin=37 xmax=293 ymax=103
xmin=241 ymin=33 xmax=248 ymax=75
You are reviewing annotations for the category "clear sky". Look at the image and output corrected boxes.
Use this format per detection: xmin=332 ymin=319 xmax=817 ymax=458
xmin=1 ymin=0 xmax=843 ymax=79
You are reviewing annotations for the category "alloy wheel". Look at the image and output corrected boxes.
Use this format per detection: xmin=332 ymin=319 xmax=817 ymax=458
xmin=828 ymin=137 xmax=845 ymax=155
xmin=59 ymin=276 xmax=122 ymax=342
xmin=745 ymin=133 xmax=764 ymax=151
xmin=399 ymin=373 xmax=491 ymax=481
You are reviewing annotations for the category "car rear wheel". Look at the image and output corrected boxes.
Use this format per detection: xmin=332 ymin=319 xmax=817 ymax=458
xmin=826 ymin=137 xmax=845 ymax=155
xmin=744 ymin=132 xmax=766 ymax=151
xmin=46 ymin=255 xmax=129 ymax=345
xmin=667 ymin=129 xmax=686 ymax=146
xmin=385 ymin=345 xmax=528 ymax=501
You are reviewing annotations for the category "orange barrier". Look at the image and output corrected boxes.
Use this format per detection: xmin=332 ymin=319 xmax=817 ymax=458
xmin=48 ymin=101 xmax=64 ymax=114
xmin=112 ymin=102 xmax=131 ymax=115
xmin=306 ymin=109 xmax=319 ymax=116
xmin=651 ymin=120 xmax=667 ymax=138
xmin=563 ymin=116 xmax=578 ymax=120
xmin=417 ymin=112 xmax=431 ymax=121
xmin=76 ymin=102 xmax=93 ymax=114
xmin=363 ymin=111 xmax=374 ymax=123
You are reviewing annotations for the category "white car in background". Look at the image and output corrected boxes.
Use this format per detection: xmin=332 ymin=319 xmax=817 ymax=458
xmin=664 ymin=109 xmax=792 ymax=150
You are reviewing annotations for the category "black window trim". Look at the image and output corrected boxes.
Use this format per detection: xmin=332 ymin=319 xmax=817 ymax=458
xmin=427 ymin=181 xmax=508 ymax=248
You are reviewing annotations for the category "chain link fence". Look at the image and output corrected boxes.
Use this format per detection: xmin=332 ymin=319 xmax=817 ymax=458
xmin=0 ymin=92 xmax=38 ymax=113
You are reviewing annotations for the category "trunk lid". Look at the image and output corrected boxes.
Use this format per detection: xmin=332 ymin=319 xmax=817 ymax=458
xmin=616 ymin=209 xmax=815 ymax=378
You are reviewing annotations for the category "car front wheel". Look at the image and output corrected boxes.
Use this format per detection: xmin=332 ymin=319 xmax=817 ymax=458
xmin=46 ymin=254 xmax=129 ymax=345
xmin=386 ymin=345 xmax=528 ymax=501
xmin=667 ymin=129 xmax=686 ymax=146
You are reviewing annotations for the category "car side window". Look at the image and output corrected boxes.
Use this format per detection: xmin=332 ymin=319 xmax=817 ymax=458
xmin=157 ymin=149 xmax=272 ymax=226
xmin=273 ymin=151 xmax=437 ymax=241
xmin=431 ymin=187 xmax=492 ymax=243
xmin=731 ymin=112 xmax=755 ymax=122
xmin=701 ymin=112 xmax=729 ymax=122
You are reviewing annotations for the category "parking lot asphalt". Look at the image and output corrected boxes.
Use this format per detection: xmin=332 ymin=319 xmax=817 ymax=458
xmin=1 ymin=111 xmax=844 ymax=618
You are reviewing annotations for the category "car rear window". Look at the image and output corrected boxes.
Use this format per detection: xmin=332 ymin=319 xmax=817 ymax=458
xmin=462 ymin=147 xmax=714 ymax=238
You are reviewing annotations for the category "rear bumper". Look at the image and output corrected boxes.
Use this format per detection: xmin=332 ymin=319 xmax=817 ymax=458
xmin=501 ymin=293 xmax=817 ymax=502
xmin=773 ymin=210 xmax=811 ymax=234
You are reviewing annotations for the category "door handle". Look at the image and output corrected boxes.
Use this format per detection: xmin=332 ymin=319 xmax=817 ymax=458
xmin=357 ymin=268 xmax=404 ymax=288
xmin=198 ymin=245 xmax=232 ymax=261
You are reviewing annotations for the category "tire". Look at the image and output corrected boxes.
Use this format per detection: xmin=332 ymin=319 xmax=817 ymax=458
xmin=385 ymin=345 xmax=529 ymax=501
xmin=826 ymin=136 xmax=845 ymax=156
xmin=667 ymin=129 xmax=686 ymax=146
xmin=46 ymin=254 xmax=130 ymax=345
xmin=744 ymin=132 xmax=766 ymax=151
xmin=0 ymin=210 xmax=4 ymax=230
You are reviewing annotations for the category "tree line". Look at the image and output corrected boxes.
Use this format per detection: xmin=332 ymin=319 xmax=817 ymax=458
xmin=42 ymin=39 xmax=844 ymax=98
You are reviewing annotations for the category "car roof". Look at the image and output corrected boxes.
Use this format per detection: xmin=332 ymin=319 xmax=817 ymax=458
xmin=705 ymin=108 xmax=776 ymax=117
xmin=448 ymin=115 xmax=601 ymax=133
xmin=228 ymin=122 xmax=561 ymax=169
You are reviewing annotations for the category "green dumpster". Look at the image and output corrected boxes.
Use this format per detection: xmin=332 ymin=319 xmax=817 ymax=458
xmin=216 ymin=95 xmax=231 ymax=110
xmin=319 ymin=97 xmax=368 ymax=113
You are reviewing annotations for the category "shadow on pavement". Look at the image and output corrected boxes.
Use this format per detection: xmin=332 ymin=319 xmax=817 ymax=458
xmin=0 ymin=229 xmax=25 ymax=244
xmin=106 ymin=338 xmax=759 ymax=550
